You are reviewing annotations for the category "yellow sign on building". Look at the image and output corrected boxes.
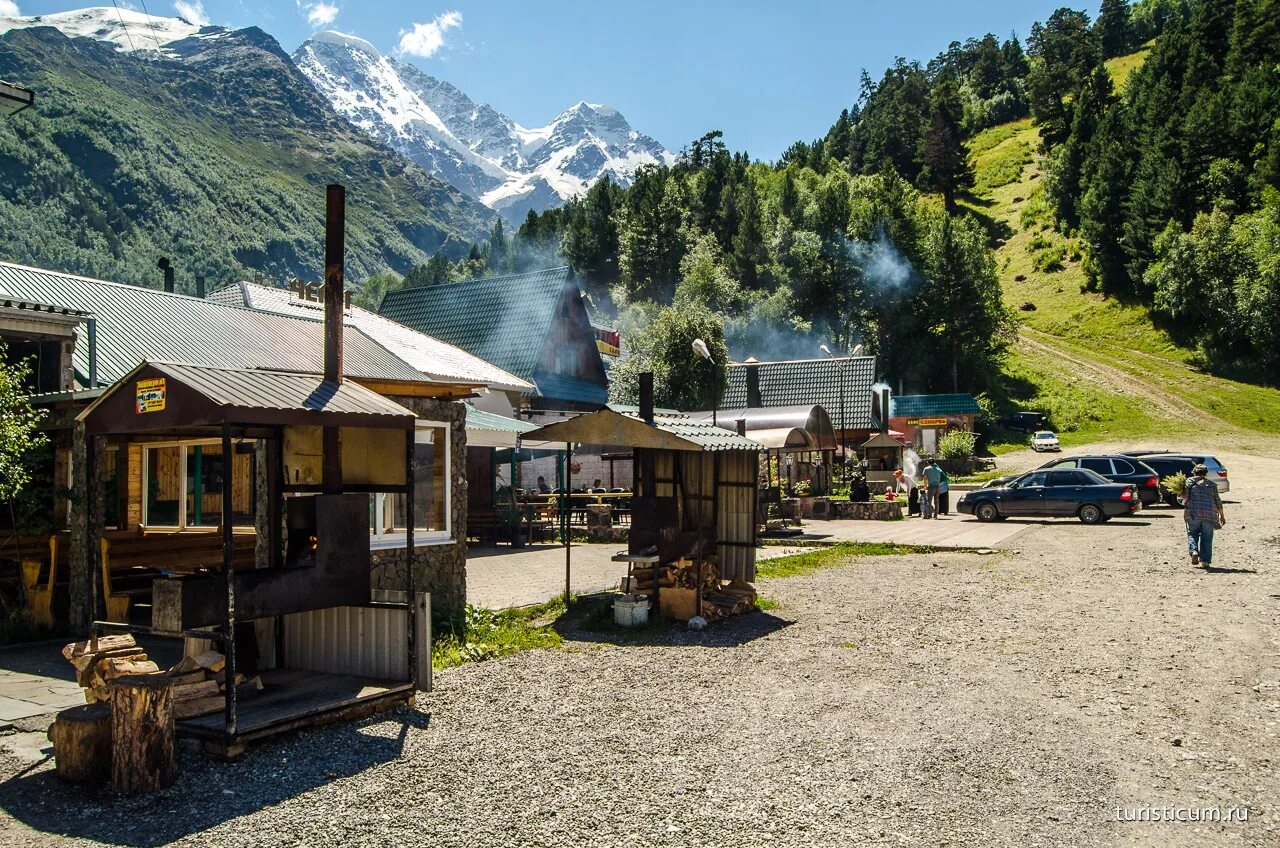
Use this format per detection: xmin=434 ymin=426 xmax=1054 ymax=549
xmin=135 ymin=378 xmax=166 ymax=414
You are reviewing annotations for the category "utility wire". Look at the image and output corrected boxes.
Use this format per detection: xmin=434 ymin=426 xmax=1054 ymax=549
xmin=108 ymin=0 xmax=138 ymax=53
xmin=134 ymin=0 xmax=165 ymax=53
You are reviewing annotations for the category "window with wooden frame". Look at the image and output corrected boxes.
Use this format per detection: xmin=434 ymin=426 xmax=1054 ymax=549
xmin=370 ymin=421 xmax=451 ymax=544
xmin=141 ymin=439 xmax=256 ymax=530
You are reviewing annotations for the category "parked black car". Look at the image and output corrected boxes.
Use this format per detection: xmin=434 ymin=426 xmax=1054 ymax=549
xmin=1001 ymin=411 xmax=1048 ymax=433
xmin=1036 ymin=455 xmax=1162 ymax=506
xmin=958 ymin=468 xmax=1140 ymax=524
xmin=1123 ymin=454 xmax=1197 ymax=506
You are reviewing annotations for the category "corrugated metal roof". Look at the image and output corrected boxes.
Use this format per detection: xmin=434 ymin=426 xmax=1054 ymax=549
xmin=644 ymin=413 xmax=767 ymax=451
xmin=81 ymin=361 xmax=414 ymax=421
xmin=463 ymin=404 xmax=537 ymax=434
xmin=723 ymin=356 xmax=877 ymax=430
xmin=208 ymin=282 xmax=531 ymax=392
xmin=890 ymin=394 xmax=982 ymax=417
xmin=378 ymin=267 xmax=573 ymax=382
xmin=530 ymin=370 xmax=608 ymax=406
xmin=0 ymin=261 xmax=429 ymax=386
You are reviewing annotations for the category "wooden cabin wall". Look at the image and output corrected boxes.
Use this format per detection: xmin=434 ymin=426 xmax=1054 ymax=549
xmin=716 ymin=451 xmax=757 ymax=582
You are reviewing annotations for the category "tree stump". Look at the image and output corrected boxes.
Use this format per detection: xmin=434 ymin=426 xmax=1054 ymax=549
xmin=47 ymin=704 xmax=112 ymax=783
xmin=108 ymin=674 xmax=176 ymax=794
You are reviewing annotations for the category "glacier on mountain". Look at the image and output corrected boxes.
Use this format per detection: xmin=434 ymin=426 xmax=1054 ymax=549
xmin=294 ymin=31 xmax=674 ymax=219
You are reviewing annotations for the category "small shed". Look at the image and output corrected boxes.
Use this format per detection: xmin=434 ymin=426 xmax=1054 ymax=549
xmin=522 ymin=381 xmax=762 ymax=617
xmin=861 ymin=431 xmax=905 ymax=488
xmin=888 ymin=394 xmax=981 ymax=454
xmin=77 ymin=360 xmax=429 ymax=754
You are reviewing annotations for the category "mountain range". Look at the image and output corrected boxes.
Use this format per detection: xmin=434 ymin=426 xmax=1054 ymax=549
xmin=293 ymin=31 xmax=674 ymax=222
xmin=0 ymin=8 xmax=500 ymax=286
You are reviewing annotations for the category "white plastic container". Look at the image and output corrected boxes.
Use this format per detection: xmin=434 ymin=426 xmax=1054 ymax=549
xmin=613 ymin=594 xmax=649 ymax=627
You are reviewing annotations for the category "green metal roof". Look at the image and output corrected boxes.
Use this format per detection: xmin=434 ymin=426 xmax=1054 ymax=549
xmin=530 ymin=370 xmax=608 ymax=406
xmin=378 ymin=267 xmax=575 ymax=383
xmin=0 ymin=260 xmax=429 ymax=387
xmin=463 ymin=404 xmax=537 ymax=434
xmin=890 ymin=394 xmax=982 ymax=417
xmin=723 ymin=357 xmax=877 ymax=430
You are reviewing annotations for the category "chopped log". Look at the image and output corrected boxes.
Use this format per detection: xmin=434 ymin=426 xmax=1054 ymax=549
xmin=166 ymin=671 xmax=207 ymax=688
xmin=193 ymin=650 xmax=225 ymax=673
xmin=173 ymin=680 xmax=219 ymax=701
xmin=169 ymin=656 xmax=202 ymax=675
xmin=63 ymin=634 xmax=136 ymax=661
xmin=97 ymin=657 xmax=161 ymax=682
xmin=47 ymin=704 xmax=112 ymax=783
xmin=231 ymin=676 xmax=264 ymax=700
xmin=173 ymin=695 xmax=224 ymax=719
xmin=109 ymin=674 xmax=175 ymax=794
xmin=73 ymin=648 xmax=147 ymax=687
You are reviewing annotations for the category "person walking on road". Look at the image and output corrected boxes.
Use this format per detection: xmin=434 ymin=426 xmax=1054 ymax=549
xmin=1184 ymin=463 xmax=1225 ymax=568
xmin=937 ymin=466 xmax=951 ymax=515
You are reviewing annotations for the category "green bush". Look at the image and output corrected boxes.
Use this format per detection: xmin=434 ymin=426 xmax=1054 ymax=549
xmin=938 ymin=430 xmax=977 ymax=459
xmin=1033 ymin=245 xmax=1067 ymax=272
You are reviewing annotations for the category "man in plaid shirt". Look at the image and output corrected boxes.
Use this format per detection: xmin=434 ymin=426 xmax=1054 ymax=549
xmin=1184 ymin=464 xmax=1225 ymax=568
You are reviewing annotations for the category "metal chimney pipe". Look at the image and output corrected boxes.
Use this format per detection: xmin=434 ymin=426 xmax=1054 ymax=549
xmin=195 ymin=275 xmax=205 ymax=299
xmin=639 ymin=372 xmax=654 ymax=424
xmin=157 ymin=257 xmax=174 ymax=293
xmin=86 ymin=317 xmax=97 ymax=389
xmin=745 ymin=358 xmax=761 ymax=408
xmin=324 ymin=184 xmax=345 ymax=384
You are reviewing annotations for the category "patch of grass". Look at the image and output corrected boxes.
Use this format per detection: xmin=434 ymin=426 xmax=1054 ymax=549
xmin=970 ymin=125 xmax=1035 ymax=194
xmin=432 ymin=600 xmax=565 ymax=670
xmin=952 ymin=468 xmax=1007 ymax=484
xmin=756 ymin=542 xmax=935 ymax=579
xmin=1106 ymin=44 xmax=1152 ymax=91
xmin=756 ymin=595 xmax=780 ymax=611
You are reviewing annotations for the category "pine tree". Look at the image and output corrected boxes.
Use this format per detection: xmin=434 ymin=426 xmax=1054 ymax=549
xmin=1097 ymin=0 xmax=1135 ymax=59
xmin=917 ymin=73 xmax=974 ymax=214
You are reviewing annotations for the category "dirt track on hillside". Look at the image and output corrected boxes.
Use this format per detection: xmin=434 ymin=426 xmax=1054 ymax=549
xmin=1018 ymin=328 xmax=1239 ymax=432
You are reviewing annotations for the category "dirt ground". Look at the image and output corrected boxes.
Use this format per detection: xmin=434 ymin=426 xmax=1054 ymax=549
xmin=0 ymin=442 xmax=1275 ymax=847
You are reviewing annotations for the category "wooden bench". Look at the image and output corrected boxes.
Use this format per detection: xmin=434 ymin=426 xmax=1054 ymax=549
xmin=9 ymin=534 xmax=59 ymax=628
xmin=100 ymin=531 xmax=256 ymax=621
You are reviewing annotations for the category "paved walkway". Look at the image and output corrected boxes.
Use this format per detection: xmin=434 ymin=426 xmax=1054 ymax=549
xmin=0 ymin=643 xmax=82 ymax=728
xmin=465 ymin=512 xmax=1033 ymax=609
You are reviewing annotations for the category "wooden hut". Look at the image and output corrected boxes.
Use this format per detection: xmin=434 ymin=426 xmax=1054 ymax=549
xmin=75 ymin=360 xmax=429 ymax=755
xmin=521 ymin=376 xmax=762 ymax=619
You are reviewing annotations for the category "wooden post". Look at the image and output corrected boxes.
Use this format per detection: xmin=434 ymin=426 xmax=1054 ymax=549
xmin=564 ymin=442 xmax=572 ymax=606
xmin=48 ymin=703 xmax=111 ymax=783
xmin=221 ymin=422 xmax=237 ymax=737
xmin=109 ymin=674 xmax=175 ymax=794
xmin=405 ymin=424 xmax=417 ymax=689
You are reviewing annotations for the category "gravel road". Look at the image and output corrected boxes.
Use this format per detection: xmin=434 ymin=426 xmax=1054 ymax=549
xmin=0 ymin=444 xmax=1276 ymax=847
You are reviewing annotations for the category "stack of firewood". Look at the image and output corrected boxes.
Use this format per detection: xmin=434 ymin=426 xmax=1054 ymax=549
xmin=61 ymin=635 xmax=263 ymax=719
xmin=626 ymin=557 xmax=758 ymax=622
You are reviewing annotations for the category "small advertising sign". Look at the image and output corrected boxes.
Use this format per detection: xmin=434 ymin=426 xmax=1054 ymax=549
xmin=908 ymin=417 xmax=949 ymax=427
xmin=135 ymin=378 xmax=166 ymax=414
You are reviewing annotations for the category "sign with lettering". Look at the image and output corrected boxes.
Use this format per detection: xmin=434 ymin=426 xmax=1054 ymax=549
xmin=135 ymin=378 xmax=166 ymax=414
xmin=596 ymin=339 xmax=621 ymax=357
xmin=288 ymin=278 xmax=352 ymax=309
xmin=907 ymin=417 xmax=949 ymax=427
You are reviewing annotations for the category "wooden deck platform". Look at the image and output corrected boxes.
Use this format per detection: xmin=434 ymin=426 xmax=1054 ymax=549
xmin=176 ymin=668 xmax=413 ymax=749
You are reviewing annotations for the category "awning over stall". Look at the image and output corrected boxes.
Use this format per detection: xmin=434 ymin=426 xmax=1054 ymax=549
xmin=464 ymin=403 xmax=538 ymax=449
xmin=687 ymin=404 xmax=836 ymax=451
xmin=523 ymin=407 xmax=763 ymax=453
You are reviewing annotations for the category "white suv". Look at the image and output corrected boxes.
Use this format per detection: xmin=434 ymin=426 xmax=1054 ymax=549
xmin=1031 ymin=431 xmax=1060 ymax=452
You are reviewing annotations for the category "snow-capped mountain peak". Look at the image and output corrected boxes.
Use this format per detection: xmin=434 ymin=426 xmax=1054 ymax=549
xmin=0 ymin=7 xmax=217 ymax=54
xmin=295 ymin=33 xmax=673 ymax=220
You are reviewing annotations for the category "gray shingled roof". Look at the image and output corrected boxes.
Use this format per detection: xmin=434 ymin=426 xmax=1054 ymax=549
xmin=722 ymin=356 xmax=876 ymax=430
xmin=378 ymin=267 xmax=574 ymax=383
xmin=0 ymin=261 xmax=429 ymax=386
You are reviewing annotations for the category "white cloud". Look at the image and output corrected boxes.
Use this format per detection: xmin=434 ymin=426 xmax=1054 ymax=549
xmin=396 ymin=10 xmax=461 ymax=58
xmin=0 ymin=0 xmax=21 ymax=16
xmin=296 ymin=0 xmax=338 ymax=28
xmin=173 ymin=0 xmax=209 ymax=26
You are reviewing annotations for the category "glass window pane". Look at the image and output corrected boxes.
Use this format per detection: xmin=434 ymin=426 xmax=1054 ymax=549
xmin=145 ymin=446 xmax=183 ymax=526
xmin=391 ymin=426 xmax=448 ymax=533
xmin=187 ymin=443 xmax=256 ymax=528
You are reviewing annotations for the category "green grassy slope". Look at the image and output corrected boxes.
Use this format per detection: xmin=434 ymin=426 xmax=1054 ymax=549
xmin=960 ymin=48 xmax=1280 ymax=450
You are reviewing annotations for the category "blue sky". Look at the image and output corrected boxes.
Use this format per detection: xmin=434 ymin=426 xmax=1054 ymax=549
xmin=16 ymin=0 xmax=1097 ymax=158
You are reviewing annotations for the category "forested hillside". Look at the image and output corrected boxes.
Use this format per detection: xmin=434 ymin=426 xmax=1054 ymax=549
xmin=0 ymin=25 xmax=492 ymax=289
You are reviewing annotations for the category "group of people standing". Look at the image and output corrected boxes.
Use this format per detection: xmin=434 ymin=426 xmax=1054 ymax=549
xmin=890 ymin=459 xmax=950 ymax=518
